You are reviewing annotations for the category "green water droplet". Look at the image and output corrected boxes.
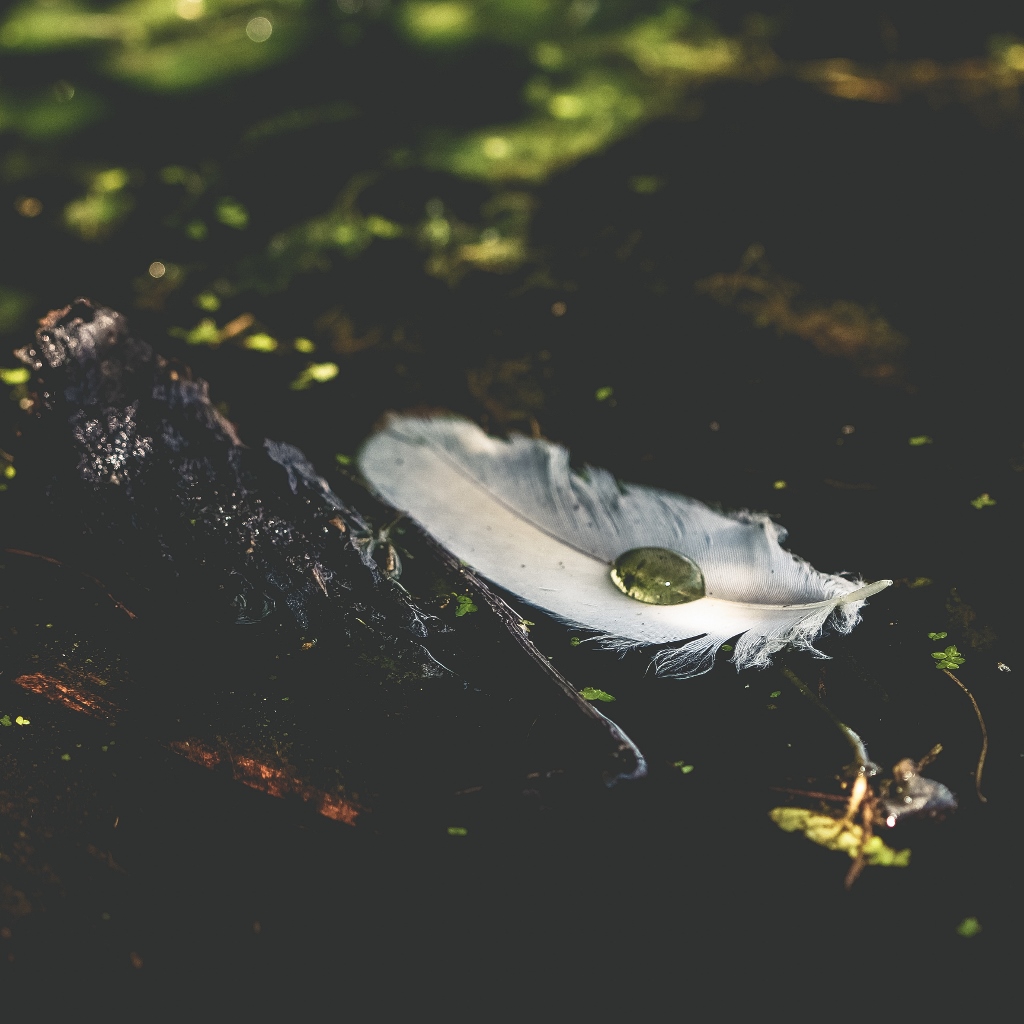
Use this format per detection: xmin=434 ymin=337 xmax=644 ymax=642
xmin=610 ymin=547 xmax=705 ymax=605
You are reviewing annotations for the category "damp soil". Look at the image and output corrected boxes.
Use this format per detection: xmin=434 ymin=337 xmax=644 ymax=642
xmin=2 ymin=5 xmax=1023 ymax=1008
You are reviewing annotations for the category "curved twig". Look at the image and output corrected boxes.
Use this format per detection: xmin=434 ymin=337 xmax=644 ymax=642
xmin=942 ymin=669 xmax=988 ymax=803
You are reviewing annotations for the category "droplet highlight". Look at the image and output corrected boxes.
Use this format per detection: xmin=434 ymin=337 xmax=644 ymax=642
xmin=610 ymin=547 xmax=705 ymax=605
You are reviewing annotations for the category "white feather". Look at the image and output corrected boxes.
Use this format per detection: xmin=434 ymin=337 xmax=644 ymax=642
xmin=358 ymin=415 xmax=891 ymax=678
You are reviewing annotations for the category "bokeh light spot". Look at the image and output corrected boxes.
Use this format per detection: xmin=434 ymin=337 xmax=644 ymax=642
xmin=176 ymin=0 xmax=205 ymax=20
xmin=246 ymin=16 xmax=273 ymax=43
xmin=15 ymin=197 xmax=43 ymax=218
xmin=482 ymin=136 xmax=511 ymax=159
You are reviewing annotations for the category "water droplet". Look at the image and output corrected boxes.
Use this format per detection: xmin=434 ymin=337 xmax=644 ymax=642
xmin=610 ymin=547 xmax=705 ymax=605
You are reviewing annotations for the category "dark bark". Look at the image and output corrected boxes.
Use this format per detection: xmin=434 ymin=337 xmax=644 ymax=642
xmin=12 ymin=297 xmax=433 ymax=643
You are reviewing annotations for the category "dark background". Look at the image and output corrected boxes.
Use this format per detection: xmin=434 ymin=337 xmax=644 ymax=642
xmin=1 ymin=0 xmax=1021 ymax=1008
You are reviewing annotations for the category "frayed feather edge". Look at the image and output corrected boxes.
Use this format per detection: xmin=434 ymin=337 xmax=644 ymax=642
xmin=558 ymin=575 xmax=877 ymax=679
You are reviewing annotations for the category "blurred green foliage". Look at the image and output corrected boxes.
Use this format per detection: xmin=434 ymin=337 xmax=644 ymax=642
xmin=0 ymin=0 xmax=753 ymax=348
xmin=3 ymin=0 xmax=1024 ymax=366
xmin=1 ymin=0 xmax=307 ymax=90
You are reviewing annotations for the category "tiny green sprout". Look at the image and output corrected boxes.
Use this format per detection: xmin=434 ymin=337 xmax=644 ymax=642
xmin=454 ymin=595 xmax=478 ymax=617
xmin=60 ymin=753 xmax=71 ymax=761
xmin=956 ymin=916 xmax=982 ymax=938
xmin=0 ymin=715 xmax=11 ymax=727
xmin=447 ymin=826 xmax=468 ymax=837
xmin=908 ymin=435 xmax=933 ymax=446
xmin=772 ymin=479 xmax=787 ymax=490
xmin=518 ymin=619 xmax=534 ymax=632
xmin=932 ymin=645 xmax=965 ymax=670
xmin=970 ymin=493 xmax=996 ymax=510
xmin=2 ymin=465 xmax=14 ymax=479
xmin=720 ymin=644 xmax=733 ymax=652
xmin=594 ymin=386 xmax=614 ymax=402
xmin=580 ymin=687 xmax=616 ymax=702
xmin=769 ymin=690 xmax=781 ymax=698
xmin=14 ymin=715 xmax=30 ymax=726
xmin=334 ymin=453 xmax=352 ymax=466
xmin=673 ymin=761 xmax=694 ymax=774
xmin=927 ymin=631 xmax=948 ymax=640
xmin=570 ymin=637 xmax=581 ymax=646
xmin=294 ymin=337 xmax=316 ymax=354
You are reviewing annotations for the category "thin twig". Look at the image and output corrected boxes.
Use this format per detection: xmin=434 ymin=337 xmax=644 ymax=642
xmin=942 ymin=669 xmax=988 ymax=803
xmin=768 ymin=785 xmax=848 ymax=803
xmin=779 ymin=661 xmax=882 ymax=887
xmin=409 ymin=529 xmax=648 ymax=784
xmin=844 ymin=787 xmax=878 ymax=891
xmin=4 ymin=547 xmax=137 ymax=620
xmin=779 ymin=663 xmax=871 ymax=771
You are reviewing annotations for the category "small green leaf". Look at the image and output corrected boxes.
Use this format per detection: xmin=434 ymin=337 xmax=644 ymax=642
xmin=289 ymin=361 xmax=339 ymax=390
xmin=14 ymin=715 xmax=30 ymax=726
xmin=932 ymin=644 xmax=965 ymax=670
xmin=334 ymin=453 xmax=352 ymax=466
xmin=770 ymin=807 xmax=911 ymax=867
xmin=243 ymin=332 xmax=278 ymax=353
xmin=0 ymin=366 xmax=31 ymax=386
xmin=672 ymin=761 xmax=694 ymax=774
xmin=215 ymin=197 xmax=249 ymax=229
xmin=170 ymin=318 xmax=220 ymax=346
xmin=970 ymin=493 xmax=996 ymax=510
xmin=0 ymin=715 xmax=11 ymax=727
xmin=60 ymin=753 xmax=71 ymax=761
xmin=365 ymin=215 xmax=402 ymax=238
xmin=927 ymin=631 xmax=947 ymax=640
xmin=454 ymin=594 xmax=477 ymax=617
xmin=956 ymin=916 xmax=982 ymax=938
xmin=594 ymin=386 xmax=614 ymax=402
xmin=569 ymin=637 xmax=581 ymax=646
xmin=580 ymin=687 xmax=616 ymax=702
xmin=769 ymin=690 xmax=781 ymax=698
xmin=908 ymin=435 xmax=933 ymax=446
xmin=447 ymin=826 xmax=468 ymax=837
xmin=720 ymin=644 xmax=733 ymax=652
